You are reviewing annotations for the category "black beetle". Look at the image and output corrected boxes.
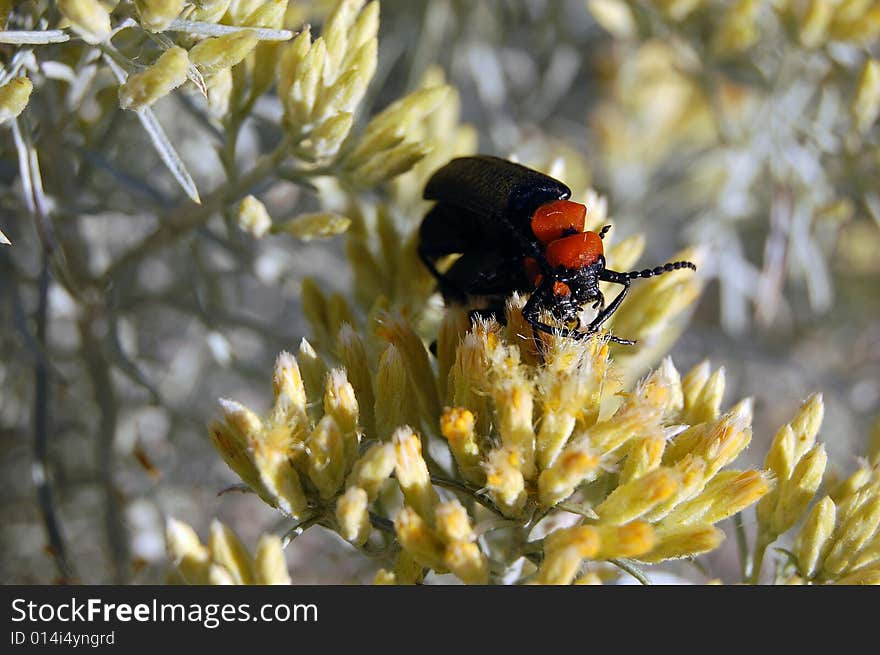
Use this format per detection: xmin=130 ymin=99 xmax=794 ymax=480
xmin=418 ymin=155 xmax=696 ymax=344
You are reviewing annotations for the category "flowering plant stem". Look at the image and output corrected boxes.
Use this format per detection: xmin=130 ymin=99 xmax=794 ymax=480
xmin=608 ymin=558 xmax=651 ymax=585
xmin=750 ymin=537 xmax=771 ymax=585
xmin=733 ymin=512 xmax=751 ymax=582
xmin=429 ymin=475 xmax=505 ymax=517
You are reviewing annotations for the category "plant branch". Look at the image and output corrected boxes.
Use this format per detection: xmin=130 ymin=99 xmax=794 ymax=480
xmin=750 ymin=537 xmax=770 ymax=585
xmin=79 ymin=313 xmax=130 ymax=583
xmin=280 ymin=515 xmax=322 ymax=548
xmin=733 ymin=511 xmax=751 ymax=582
xmin=96 ymin=145 xmax=289 ymax=286
xmin=32 ymin=255 xmax=75 ymax=582
xmin=430 ymin=475 xmax=505 ymax=517
xmin=609 ymin=558 xmax=651 ymax=585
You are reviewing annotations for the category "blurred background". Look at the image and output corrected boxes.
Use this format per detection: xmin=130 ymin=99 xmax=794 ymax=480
xmin=2 ymin=0 xmax=879 ymax=583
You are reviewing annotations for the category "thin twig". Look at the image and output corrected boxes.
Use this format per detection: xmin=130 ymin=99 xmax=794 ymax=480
xmin=556 ymin=500 xmax=599 ymax=520
xmin=11 ymin=114 xmax=76 ymax=582
xmin=369 ymin=512 xmax=395 ymax=535
xmin=609 ymin=558 xmax=651 ymax=585
xmin=281 ymin=515 xmax=323 ymax=548
xmin=79 ymin=315 xmax=130 ymax=583
xmin=167 ymin=19 xmax=295 ymax=41
xmin=750 ymin=540 xmax=769 ymax=585
xmin=733 ymin=512 xmax=751 ymax=582
xmin=430 ymin=475 xmax=505 ymax=517
xmin=0 ymin=29 xmax=69 ymax=44
xmin=216 ymin=484 xmax=253 ymax=497
xmin=32 ymin=255 xmax=75 ymax=582
xmin=9 ymin=270 xmax=67 ymax=383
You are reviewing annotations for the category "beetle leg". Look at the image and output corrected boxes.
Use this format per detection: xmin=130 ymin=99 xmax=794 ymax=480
xmin=578 ymin=275 xmax=632 ymax=340
xmin=522 ymin=286 xmax=583 ymax=340
xmin=598 ymin=225 xmax=612 ymax=240
xmin=523 ymin=276 xmax=636 ymax=345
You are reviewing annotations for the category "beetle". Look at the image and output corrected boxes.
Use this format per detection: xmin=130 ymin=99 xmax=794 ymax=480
xmin=418 ymin=155 xmax=696 ymax=344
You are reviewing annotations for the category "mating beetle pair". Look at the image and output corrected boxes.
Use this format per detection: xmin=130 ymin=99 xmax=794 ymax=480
xmin=418 ymin=155 xmax=696 ymax=344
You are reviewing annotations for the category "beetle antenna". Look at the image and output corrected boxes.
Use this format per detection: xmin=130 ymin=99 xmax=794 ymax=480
xmin=598 ymin=224 xmax=612 ymax=239
xmin=622 ymin=260 xmax=697 ymax=280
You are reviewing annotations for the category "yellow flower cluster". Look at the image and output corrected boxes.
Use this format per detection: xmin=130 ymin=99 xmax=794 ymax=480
xmin=791 ymin=463 xmax=880 ymax=585
xmin=279 ymin=0 xmax=378 ymax=159
xmin=440 ymin=319 xmax=773 ymax=583
xmin=786 ymin=0 xmax=880 ymax=46
xmin=197 ymin=173 xmax=718 ymax=584
xmin=388 ymin=496 xmax=489 ymax=584
xmin=606 ymin=0 xmax=880 ymax=49
xmin=209 ymin=276 xmax=782 ymax=584
xmin=210 ymin=349 xmax=381 ymax=520
xmin=166 ymin=518 xmax=291 ymax=584
xmin=591 ymin=1 xmax=880 ymax=160
xmin=756 ymin=394 xmax=826 ymax=546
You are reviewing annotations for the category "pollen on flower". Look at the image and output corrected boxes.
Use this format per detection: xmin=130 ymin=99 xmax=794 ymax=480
xmin=393 ymin=426 xmax=438 ymax=520
xmin=538 ymin=448 xmax=601 ymax=508
xmin=435 ymin=499 xmax=475 ymax=544
xmin=596 ymin=521 xmax=655 ymax=559
xmin=484 ymin=446 xmax=527 ymax=516
xmin=394 ymin=506 xmax=446 ymax=570
xmin=444 ymin=541 xmax=489 ymax=585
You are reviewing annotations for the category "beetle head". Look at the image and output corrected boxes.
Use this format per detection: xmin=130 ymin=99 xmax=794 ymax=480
xmin=524 ymin=255 xmax=603 ymax=328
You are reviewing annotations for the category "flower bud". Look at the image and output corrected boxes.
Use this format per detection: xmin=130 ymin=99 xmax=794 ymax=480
xmin=119 ymin=47 xmax=189 ymax=111
xmin=393 ymin=426 xmax=438 ymax=521
xmin=306 ymin=415 xmax=347 ymax=499
xmin=208 ymin=520 xmax=255 ymax=584
xmin=166 ymin=518 xmax=211 ymax=583
xmin=58 ymin=0 xmax=111 ymax=44
xmin=595 ymin=468 xmax=680 ymax=525
xmin=135 ymin=0 xmax=185 ymax=32
xmin=484 ymin=447 xmax=527 ymax=517
xmin=275 ymin=212 xmax=351 ymax=240
xmin=236 ymin=194 xmax=272 ymax=238
xmin=254 ymin=534 xmax=290 ymax=584
xmin=346 ymin=442 xmax=395 ymax=501
xmin=440 ymin=407 xmax=483 ymax=485
xmin=395 ymin=506 xmax=445 ymax=570
xmin=853 ymin=59 xmax=880 ymax=134
xmin=190 ymin=31 xmax=260 ymax=77
xmin=336 ymin=486 xmax=370 ymax=546
xmin=0 ymin=77 xmax=32 ymax=124
xmin=445 ymin=541 xmax=488 ymax=585
xmin=794 ymin=496 xmax=836 ymax=579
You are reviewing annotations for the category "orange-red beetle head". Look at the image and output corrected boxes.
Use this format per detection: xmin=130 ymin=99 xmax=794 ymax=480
xmin=546 ymin=231 xmax=604 ymax=270
xmin=525 ymin=199 xmax=605 ymax=296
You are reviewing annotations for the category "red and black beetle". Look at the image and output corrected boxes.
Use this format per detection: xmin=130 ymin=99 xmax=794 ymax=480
xmin=418 ymin=155 xmax=696 ymax=344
